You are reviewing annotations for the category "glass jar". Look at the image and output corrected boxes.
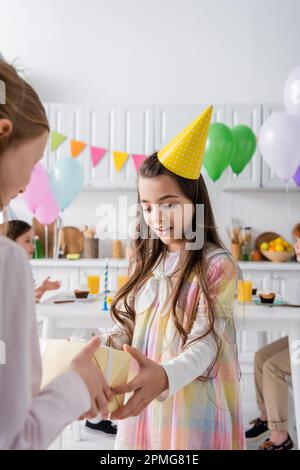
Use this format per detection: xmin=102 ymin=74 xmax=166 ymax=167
xmin=241 ymin=227 xmax=252 ymax=261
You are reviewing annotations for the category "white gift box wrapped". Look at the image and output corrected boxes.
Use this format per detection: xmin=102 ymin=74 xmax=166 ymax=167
xmin=40 ymin=339 xmax=131 ymax=412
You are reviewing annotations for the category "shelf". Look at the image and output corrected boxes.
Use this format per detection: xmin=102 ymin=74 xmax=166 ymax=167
xmin=30 ymin=258 xmax=300 ymax=271
xmin=30 ymin=258 xmax=129 ymax=268
xmin=238 ymin=261 xmax=300 ymax=271
xmin=223 ymin=187 xmax=299 ymax=193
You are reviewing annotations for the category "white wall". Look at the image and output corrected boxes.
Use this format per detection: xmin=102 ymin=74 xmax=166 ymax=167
xmin=1 ymin=0 xmax=300 ymax=250
xmin=1 ymin=0 xmax=300 ymax=104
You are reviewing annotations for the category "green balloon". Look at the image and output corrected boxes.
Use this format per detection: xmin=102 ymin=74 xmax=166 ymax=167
xmin=204 ymin=123 xmax=234 ymax=181
xmin=230 ymin=125 xmax=257 ymax=175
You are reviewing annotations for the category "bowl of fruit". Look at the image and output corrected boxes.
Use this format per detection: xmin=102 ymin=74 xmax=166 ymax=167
xmin=260 ymin=236 xmax=294 ymax=262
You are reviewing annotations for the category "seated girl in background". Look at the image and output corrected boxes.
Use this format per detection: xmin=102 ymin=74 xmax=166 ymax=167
xmin=7 ymin=220 xmax=61 ymax=302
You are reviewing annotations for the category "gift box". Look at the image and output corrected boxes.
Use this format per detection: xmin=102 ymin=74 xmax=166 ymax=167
xmin=40 ymin=339 xmax=131 ymax=412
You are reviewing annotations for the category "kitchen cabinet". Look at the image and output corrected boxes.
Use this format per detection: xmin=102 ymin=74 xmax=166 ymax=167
xmin=84 ymin=104 xmax=154 ymax=190
xmin=45 ymin=103 xmax=154 ymax=190
xmin=84 ymin=104 xmax=119 ymax=189
xmin=154 ymin=103 xmax=225 ymax=149
xmin=116 ymin=104 xmax=155 ymax=189
xmin=43 ymin=102 xmax=299 ymax=192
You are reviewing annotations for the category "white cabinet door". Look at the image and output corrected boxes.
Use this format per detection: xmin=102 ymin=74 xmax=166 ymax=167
xmin=224 ymin=104 xmax=262 ymax=190
xmin=118 ymin=104 xmax=154 ymax=189
xmin=155 ymin=104 xmax=225 ymax=149
xmin=261 ymin=104 xmax=297 ymax=189
xmin=282 ymin=277 xmax=300 ymax=304
xmin=82 ymin=104 xmax=153 ymax=190
xmin=84 ymin=105 xmax=119 ymax=189
xmin=48 ymin=103 xmax=88 ymax=182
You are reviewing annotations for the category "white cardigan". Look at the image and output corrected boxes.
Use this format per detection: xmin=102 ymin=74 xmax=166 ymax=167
xmin=0 ymin=236 xmax=91 ymax=450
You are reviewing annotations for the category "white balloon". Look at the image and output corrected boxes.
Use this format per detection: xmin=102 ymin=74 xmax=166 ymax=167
xmin=259 ymin=111 xmax=300 ymax=181
xmin=284 ymin=66 xmax=300 ymax=115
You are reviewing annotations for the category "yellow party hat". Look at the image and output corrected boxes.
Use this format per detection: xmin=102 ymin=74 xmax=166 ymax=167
xmin=157 ymin=105 xmax=213 ymax=179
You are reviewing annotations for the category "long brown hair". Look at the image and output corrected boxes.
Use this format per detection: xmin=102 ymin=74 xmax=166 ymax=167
xmin=109 ymin=152 xmax=232 ymax=380
xmin=0 ymin=60 xmax=49 ymax=154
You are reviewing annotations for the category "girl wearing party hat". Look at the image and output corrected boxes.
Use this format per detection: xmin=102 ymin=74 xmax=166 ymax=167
xmin=101 ymin=106 xmax=245 ymax=450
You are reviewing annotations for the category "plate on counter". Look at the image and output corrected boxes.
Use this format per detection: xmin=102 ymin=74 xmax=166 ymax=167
xmin=75 ymin=296 xmax=98 ymax=303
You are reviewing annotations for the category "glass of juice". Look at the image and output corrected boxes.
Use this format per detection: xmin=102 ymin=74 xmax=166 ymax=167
xmin=87 ymin=275 xmax=100 ymax=295
xmin=117 ymin=274 xmax=129 ymax=290
xmin=237 ymin=280 xmax=253 ymax=303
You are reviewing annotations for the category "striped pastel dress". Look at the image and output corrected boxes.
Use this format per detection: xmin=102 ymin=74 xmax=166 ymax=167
xmin=112 ymin=243 xmax=245 ymax=450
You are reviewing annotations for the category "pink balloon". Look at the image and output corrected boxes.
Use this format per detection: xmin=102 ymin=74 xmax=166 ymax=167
xmin=259 ymin=111 xmax=300 ymax=181
xmin=35 ymin=190 xmax=60 ymax=226
xmin=22 ymin=163 xmax=49 ymax=213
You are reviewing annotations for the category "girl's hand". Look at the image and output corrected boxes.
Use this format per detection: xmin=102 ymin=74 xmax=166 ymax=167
xmin=41 ymin=276 xmax=61 ymax=292
xmin=34 ymin=278 xmax=61 ymax=303
xmin=70 ymin=337 xmax=114 ymax=419
xmin=34 ymin=287 xmax=44 ymax=303
xmin=109 ymin=344 xmax=169 ymax=421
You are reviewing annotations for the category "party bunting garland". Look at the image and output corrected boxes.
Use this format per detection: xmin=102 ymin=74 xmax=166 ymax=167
xmin=50 ymin=131 xmax=67 ymax=152
xmin=132 ymin=154 xmax=147 ymax=172
xmin=91 ymin=146 xmax=106 ymax=167
xmin=70 ymin=140 xmax=86 ymax=158
xmin=112 ymin=151 xmax=128 ymax=172
xmin=50 ymin=131 xmax=146 ymax=173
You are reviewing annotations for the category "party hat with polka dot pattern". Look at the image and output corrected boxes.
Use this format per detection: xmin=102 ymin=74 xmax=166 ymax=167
xmin=157 ymin=105 xmax=213 ymax=179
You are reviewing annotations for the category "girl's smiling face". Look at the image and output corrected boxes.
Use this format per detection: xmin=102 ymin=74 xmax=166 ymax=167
xmin=138 ymin=174 xmax=194 ymax=251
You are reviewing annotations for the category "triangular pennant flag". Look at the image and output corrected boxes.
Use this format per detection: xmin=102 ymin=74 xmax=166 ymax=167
xmin=91 ymin=146 xmax=107 ymax=167
xmin=113 ymin=151 xmax=128 ymax=172
xmin=50 ymin=131 xmax=67 ymax=152
xmin=70 ymin=140 xmax=86 ymax=158
xmin=131 ymin=154 xmax=146 ymax=172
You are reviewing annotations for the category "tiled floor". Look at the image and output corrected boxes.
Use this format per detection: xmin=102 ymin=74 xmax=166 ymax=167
xmin=49 ymin=400 xmax=297 ymax=450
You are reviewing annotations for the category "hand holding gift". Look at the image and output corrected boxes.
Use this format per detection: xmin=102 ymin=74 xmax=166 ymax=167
xmin=70 ymin=337 xmax=113 ymax=419
xmin=40 ymin=338 xmax=132 ymax=416
xmin=110 ymin=345 xmax=169 ymax=421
